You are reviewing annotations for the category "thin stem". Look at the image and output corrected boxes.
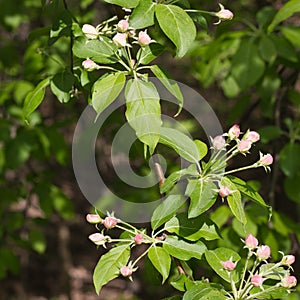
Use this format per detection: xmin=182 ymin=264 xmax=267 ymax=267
xmin=131 ymin=243 xmax=155 ymax=268
xmin=185 ymin=9 xmax=216 ymax=17
xmin=238 ymin=251 xmax=251 ymax=296
xmin=229 ymin=271 xmax=238 ymax=299
xmin=245 ymin=285 xmax=280 ymax=300
xmin=221 ymin=164 xmax=258 ymax=176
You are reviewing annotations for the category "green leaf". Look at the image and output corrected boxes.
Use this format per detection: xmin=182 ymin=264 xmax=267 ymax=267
xmin=160 ymin=165 xmax=198 ymax=194
xmin=159 ymin=127 xmax=200 ymax=163
xmin=23 ymin=77 xmax=50 ymax=120
xmin=73 ymin=37 xmax=117 ymax=64
xmin=268 ymin=0 xmax=300 ymax=32
xmin=231 ymin=39 xmax=265 ymax=90
xmin=92 ymin=72 xmax=126 ymax=116
xmin=137 ymin=43 xmax=164 ymax=65
xmin=151 ymin=194 xmax=185 ymax=230
xmin=194 ymin=140 xmax=208 ymax=160
xmin=270 ymin=34 xmax=298 ymax=62
xmin=284 ymin=174 xmax=300 ymax=203
xmin=155 ymin=4 xmax=196 ymax=57
xmin=148 ymin=246 xmax=171 ymax=283
xmin=205 ymin=248 xmax=240 ymax=283
xmin=259 ymin=35 xmax=277 ymax=63
xmin=221 ymin=177 xmax=246 ymax=224
xmin=50 ymin=70 xmax=75 ymax=103
xmin=186 ymin=179 xmax=218 ymax=218
xmin=130 ymin=0 xmax=155 ymax=29
xmin=258 ymin=125 xmax=282 ymax=143
xmin=125 ymin=79 xmax=162 ymax=153
xmin=151 ymin=65 xmax=183 ymax=115
xmin=165 ymin=213 xmax=220 ymax=241
xmin=28 ymin=229 xmax=46 ymax=254
xmin=103 ymin=0 xmax=139 ymax=8
xmin=188 ymin=12 xmax=208 ymax=29
xmin=93 ymin=245 xmax=130 ymax=295
xmin=249 ymin=286 xmax=289 ymax=299
xmin=279 ymin=143 xmax=300 ymax=177
xmin=281 ymin=26 xmax=300 ymax=49
xmin=163 ymin=235 xmax=206 ymax=260
xmin=183 ymin=283 xmax=227 ymax=300
xmin=228 ymin=176 xmax=269 ymax=208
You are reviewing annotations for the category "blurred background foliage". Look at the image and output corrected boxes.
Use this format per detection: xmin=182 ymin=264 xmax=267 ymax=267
xmin=0 ymin=0 xmax=299 ymax=299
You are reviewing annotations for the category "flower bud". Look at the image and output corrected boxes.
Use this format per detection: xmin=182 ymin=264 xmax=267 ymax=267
xmin=237 ymin=140 xmax=252 ymax=152
xmin=113 ymin=33 xmax=127 ymax=47
xmin=281 ymin=255 xmax=295 ymax=266
xmin=117 ymin=19 xmax=129 ymax=32
xmin=222 ymin=259 xmax=236 ymax=271
xmin=138 ymin=30 xmax=152 ymax=46
xmin=213 ymin=135 xmax=226 ymax=150
xmin=219 ymin=186 xmax=231 ymax=198
xmin=82 ymin=59 xmax=99 ymax=71
xmin=244 ymin=131 xmax=260 ymax=143
xmin=82 ymin=24 xmax=99 ymax=39
xmin=281 ymin=276 xmax=297 ymax=288
xmin=245 ymin=234 xmax=258 ymax=249
xmin=134 ymin=233 xmax=143 ymax=245
xmin=259 ymin=153 xmax=273 ymax=166
xmin=88 ymin=233 xmax=106 ymax=245
xmin=86 ymin=213 xmax=102 ymax=224
xmin=216 ymin=4 xmax=234 ymax=21
xmin=228 ymin=124 xmax=240 ymax=140
xmin=103 ymin=217 xmax=118 ymax=229
xmin=257 ymin=245 xmax=271 ymax=260
xmin=120 ymin=266 xmax=133 ymax=277
xmin=251 ymin=275 xmax=264 ymax=287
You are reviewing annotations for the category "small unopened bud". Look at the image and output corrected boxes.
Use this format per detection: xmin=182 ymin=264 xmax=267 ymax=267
xmin=281 ymin=276 xmax=297 ymax=288
xmin=113 ymin=33 xmax=127 ymax=47
xmin=281 ymin=255 xmax=295 ymax=266
xmin=103 ymin=217 xmax=118 ymax=229
xmin=251 ymin=275 xmax=264 ymax=287
xmin=257 ymin=245 xmax=271 ymax=260
xmin=86 ymin=213 xmax=102 ymax=224
xmin=237 ymin=140 xmax=252 ymax=152
xmin=215 ymin=4 xmax=234 ymax=21
xmin=244 ymin=131 xmax=260 ymax=143
xmin=88 ymin=233 xmax=106 ymax=246
xmin=134 ymin=233 xmax=143 ymax=245
xmin=82 ymin=59 xmax=99 ymax=71
xmin=259 ymin=153 xmax=273 ymax=166
xmin=120 ymin=266 xmax=133 ymax=277
xmin=222 ymin=259 xmax=236 ymax=271
xmin=245 ymin=234 xmax=258 ymax=249
xmin=117 ymin=19 xmax=129 ymax=32
xmin=213 ymin=135 xmax=226 ymax=150
xmin=82 ymin=24 xmax=99 ymax=39
xmin=228 ymin=124 xmax=240 ymax=140
xmin=219 ymin=186 xmax=231 ymax=198
xmin=138 ymin=30 xmax=152 ymax=46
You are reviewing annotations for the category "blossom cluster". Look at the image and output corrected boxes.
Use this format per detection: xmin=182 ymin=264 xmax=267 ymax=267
xmin=222 ymin=233 xmax=297 ymax=296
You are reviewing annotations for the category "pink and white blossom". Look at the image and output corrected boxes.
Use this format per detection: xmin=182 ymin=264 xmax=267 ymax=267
xmin=138 ymin=30 xmax=152 ymax=46
xmin=281 ymin=276 xmax=297 ymax=288
xmin=257 ymin=245 xmax=271 ymax=260
xmin=82 ymin=24 xmax=98 ymax=39
xmin=259 ymin=153 xmax=273 ymax=166
xmin=120 ymin=266 xmax=133 ymax=277
xmin=228 ymin=124 xmax=240 ymax=140
xmin=134 ymin=233 xmax=143 ymax=245
xmin=219 ymin=186 xmax=231 ymax=198
xmin=103 ymin=217 xmax=118 ymax=229
xmin=82 ymin=59 xmax=99 ymax=71
xmin=244 ymin=131 xmax=260 ymax=143
xmin=113 ymin=32 xmax=127 ymax=47
xmin=251 ymin=274 xmax=264 ymax=287
xmin=237 ymin=140 xmax=252 ymax=152
xmin=222 ymin=259 xmax=236 ymax=271
xmin=281 ymin=255 xmax=295 ymax=266
xmin=117 ymin=19 xmax=129 ymax=32
xmin=86 ymin=213 xmax=102 ymax=224
xmin=245 ymin=234 xmax=258 ymax=249
xmin=213 ymin=135 xmax=226 ymax=150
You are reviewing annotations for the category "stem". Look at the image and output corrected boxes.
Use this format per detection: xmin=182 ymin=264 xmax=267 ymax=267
xmin=221 ymin=164 xmax=258 ymax=176
xmin=230 ymin=272 xmax=238 ymax=299
xmin=245 ymin=285 xmax=280 ymax=300
xmin=237 ymin=251 xmax=251 ymax=296
xmin=131 ymin=243 xmax=155 ymax=268
xmin=185 ymin=9 xmax=216 ymax=17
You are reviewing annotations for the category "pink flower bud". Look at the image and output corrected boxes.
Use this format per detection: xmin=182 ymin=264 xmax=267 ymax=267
xmin=82 ymin=24 xmax=98 ymax=39
xmin=219 ymin=186 xmax=231 ymax=198
xmin=281 ymin=276 xmax=297 ymax=288
xmin=82 ymin=59 xmax=99 ymax=71
xmin=251 ymin=275 xmax=264 ymax=287
xmin=259 ymin=153 xmax=273 ymax=166
xmin=257 ymin=245 xmax=271 ymax=260
xmin=103 ymin=217 xmax=118 ymax=229
xmin=281 ymin=255 xmax=295 ymax=266
xmin=213 ymin=135 xmax=226 ymax=150
xmin=244 ymin=131 xmax=260 ymax=143
xmin=228 ymin=124 xmax=240 ymax=139
xmin=86 ymin=213 xmax=102 ymax=224
xmin=134 ymin=233 xmax=143 ymax=245
xmin=138 ymin=30 xmax=152 ymax=46
xmin=113 ymin=33 xmax=127 ymax=47
xmin=117 ymin=19 xmax=129 ymax=32
xmin=237 ymin=140 xmax=252 ymax=152
xmin=215 ymin=4 xmax=234 ymax=22
xmin=222 ymin=259 xmax=236 ymax=271
xmin=120 ymin=266 xmax=133 ymax=277
xmin=245 ymin=234 xmax=258 ymax=249
xmin=88 ymin=233 xmax=106 ymax=245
